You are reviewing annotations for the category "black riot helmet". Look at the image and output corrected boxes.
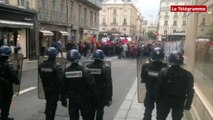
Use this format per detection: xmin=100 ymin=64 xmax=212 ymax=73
xmin=168 ymin=51 xmax=184 ymax=65
xmin=92 ymin=49 xmax=105 ymax=60
xmin=150 ymin=47 xmax=164 ymax=62
xmin=67 ymin=49 xmax=81 ymax=63
xmin=46 ymin=47 xmax=58 ymax=60
xmin=0 ymin=45 xmax=12 ymax=57
xmin=0 ymin=45 xmax=12 ymax=62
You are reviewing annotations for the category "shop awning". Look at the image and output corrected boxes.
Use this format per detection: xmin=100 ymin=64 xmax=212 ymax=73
xmin=0 ymin=19 xmax=33 ymax=28
xmin=39 ymin=30 xmax=54 ymax=36
xmin=59 ymin=31 xmax=69 ymax=36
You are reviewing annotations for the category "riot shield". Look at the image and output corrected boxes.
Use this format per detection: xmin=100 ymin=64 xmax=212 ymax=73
xmin=137 ymin=55 xmax=150 ymax=103
xmin=10 ymin=53 xmax=24 ymax=95
xmin=38 ymin=56 xmax=66 ymax=99
xmin=82 ymin=60 xmax=111 ymax=68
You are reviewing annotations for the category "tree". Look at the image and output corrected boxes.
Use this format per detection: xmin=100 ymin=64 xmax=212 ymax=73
xmin=147 ymin=31 xmax=156 ymax=40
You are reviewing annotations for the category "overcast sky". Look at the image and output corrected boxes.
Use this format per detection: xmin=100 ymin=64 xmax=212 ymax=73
xmin=139 ymin=0 xmax=161 ymax=19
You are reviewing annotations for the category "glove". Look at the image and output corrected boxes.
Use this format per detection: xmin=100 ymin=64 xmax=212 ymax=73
xmin=61 ymin=99 xmax=67 ymax=107
xmin=184 ymin=105 xmax=191 ymax=110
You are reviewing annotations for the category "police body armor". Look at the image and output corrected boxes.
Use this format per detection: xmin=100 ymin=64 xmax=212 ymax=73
xmin=38 ymin=56 xmax=65 ymax=99
xmin=86 ymin=61 xmax=112 ymax=106
xmin=162 ymin=66 xmax=193 ymax=97
xmin=141 ymin=62 xmax=167 ymax=91
xmin=0 ymin=60 xmax=20 ymax=103
xmin=39 ymin=60 xmax=62 ymax=93
xmin=63 ymin=64 xmax=94 ymax=101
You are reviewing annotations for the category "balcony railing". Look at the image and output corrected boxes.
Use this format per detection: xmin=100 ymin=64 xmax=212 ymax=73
xmin=164 ymin=15 xmax=169 ymax=19
xmin=123 ymin=22 xmax=127 ymax=25
xmin=173 ymin=15 xmax=178 ymax=18
xmin=111 ymin=23 xmax=118 ymax=25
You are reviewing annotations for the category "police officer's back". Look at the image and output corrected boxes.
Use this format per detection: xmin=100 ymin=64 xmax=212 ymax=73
xmin=0 ymin=45 xmax=19 ymax=120
xmin=38 ymin=47 xmax=63 ymax=120
xmin=141 ymin=47 xmax=167 ymax=120
xmin=155 ymin=51 xmax=194 ymax=120
xmin=61 ymin=49 xmax=98 ymax=120
xmin=86 ymin=49 xmax=113 ymax=120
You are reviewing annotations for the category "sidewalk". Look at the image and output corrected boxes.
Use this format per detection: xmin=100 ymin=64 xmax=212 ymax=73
xmin=113 ymin=79 xmax=189 ymax=120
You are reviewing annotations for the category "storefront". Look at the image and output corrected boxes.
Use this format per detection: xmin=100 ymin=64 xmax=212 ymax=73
xmin=0 ymin=4 xmax=36 ymax=59
xmin=38 ymin=23 xmax=69 ymax=55
xmin=185 ymin=1 xmax=213 ymax=119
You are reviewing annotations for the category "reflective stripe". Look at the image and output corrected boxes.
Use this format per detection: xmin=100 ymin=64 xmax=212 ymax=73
xmin=65 ymin=71 xmax=83 ymax=78
xmin=41 ymin=68 xmax=53 ymax=72
xmin=148 ymin=71 xmax=159 ymax=77
xmin=88 ymin=68 xmax=101 ymax=74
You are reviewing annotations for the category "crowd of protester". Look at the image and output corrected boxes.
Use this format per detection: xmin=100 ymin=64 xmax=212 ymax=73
xmin=64 ymin=39 xmax=164 ymax=60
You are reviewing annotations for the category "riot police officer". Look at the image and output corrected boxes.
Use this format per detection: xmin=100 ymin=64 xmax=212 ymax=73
xmin=38 ymin=47 xmax=63 ymax=120
xmin=155 ymin=51 xmax=194 ymax=120
xmin=60 ymin=49 xmax=98 ymax=120
xmin=0 ymin=45 xmax=19 ymax=120
xmin=86 ymin=49 xmax=113 ymax=120
xmin=140 ymin=47 xmax=167 ymax=120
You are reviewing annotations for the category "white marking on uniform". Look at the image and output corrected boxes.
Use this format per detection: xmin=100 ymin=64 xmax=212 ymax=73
xmin=148 ymin=71 xmax=159 ymax=77
xmin=41 ymin=68 xmax=53 ymax=72
xmin=88 ymin=69 xmax=101 ymax=74
xmin=65 ymin=71 xmax=83 ymax=78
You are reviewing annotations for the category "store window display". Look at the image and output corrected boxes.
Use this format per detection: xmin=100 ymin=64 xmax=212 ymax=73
xmin=195 ymin=6 xmax=213 ymax=107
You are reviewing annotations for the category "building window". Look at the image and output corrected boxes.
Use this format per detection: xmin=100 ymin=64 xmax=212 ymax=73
xmin=164 ymin=20 xmax=168 ymax=26
xmin=174 ymin=12 xmax=178 ymax=17
xmin=113 ymin=9 xmax=116 ymax=15
xmin=165 ymin=11 xmax=168 ymax=16
xmin=102 ymin=17 xmax=106 ymax=25
xmin=123 ymin=16 xmax=127 ymax=25
xmin=94 ymin=12 xmax=97 ymax=24
xmin=90 ymin=11 xmax=93 ymax=27
xmin=113 ymin=17 xmax=116 ymax=24
xmin=173 ymin=29 xmax=176 ymax=33
xmin=166 ymin=2 xmax=169 ymax=7
xmin=84 ymin=8 xmax=87 ymax=26
xmin=79 ymin=5 xmax=81 ymax=23
xmin=52 ymin=0 xmax=56 ymax=12
xmin=182 ymin=21 xmax=186 ymax=26
xmin=164 ymin=30 xmax=167 ymax=34
xmin=173 ymin=20 xmax=177 ymax=26
xmin=200 ymin=17 xmax=205 ymax=25
xmin=18 ymin=0 xmax=29 ymax=8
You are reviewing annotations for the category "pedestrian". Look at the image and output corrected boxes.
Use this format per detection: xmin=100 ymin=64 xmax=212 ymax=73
xmin=140 ymin=47 xmax=167 ymax=120
xmin=55 ymin=38 xmax=63 ymax=58
xmin=86 ymin=49 xmax=113 ymax=120
xmin=38 ymin=47 xmax=63 ymax=120
xmin=154 ymin=51 xmax=194 ymax=120
xmin=60 ymin=49 xmax=99 ymax=120
xmin=0 ymin=45 xmax=20 ymax=120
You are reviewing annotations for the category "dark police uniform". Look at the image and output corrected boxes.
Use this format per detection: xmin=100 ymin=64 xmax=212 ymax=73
xmin=155 ymin=65 xmax=194 ymax=120
xmin=87 ymin=60 xmax=112 ymax=120
xmin=0 ymin=59 xmax=19 ymax=120
xmin=141 ymin=61 xmax=167 ymax=120
xmin=39 ymin=60 xmax=63 ymax=120
xmin=61 ymin=63 xmax=98 ymax=120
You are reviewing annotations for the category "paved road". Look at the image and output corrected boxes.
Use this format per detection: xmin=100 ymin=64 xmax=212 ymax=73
xmin=9 ymin=57 xmax=137 ymax=120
